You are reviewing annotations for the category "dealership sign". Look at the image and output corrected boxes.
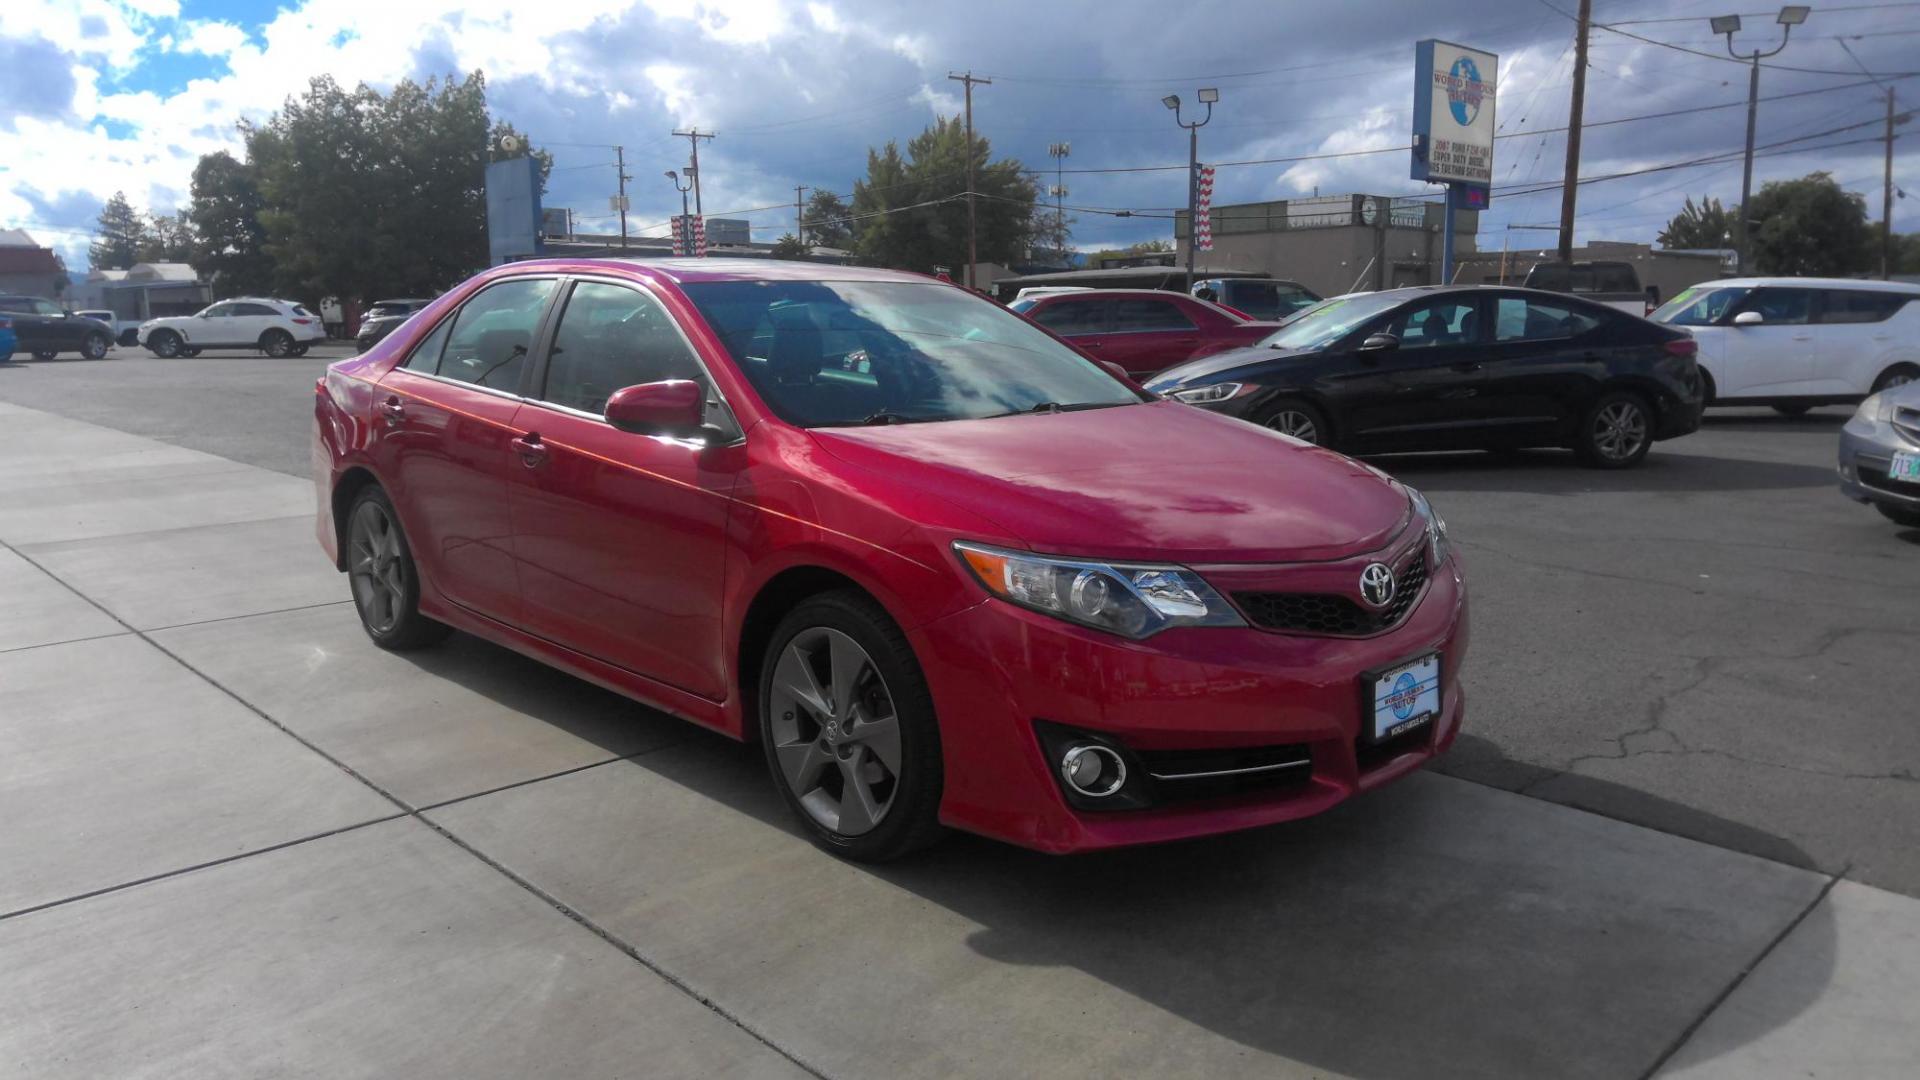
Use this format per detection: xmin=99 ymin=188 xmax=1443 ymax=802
xmin=1412 ymin=39 xmax=1497 ymax=189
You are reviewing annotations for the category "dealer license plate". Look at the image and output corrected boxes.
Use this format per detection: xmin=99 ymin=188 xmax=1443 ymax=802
xmin=1890 ymin=451 xmax=1920 ymax=483
xmin=1369 ymin=654 xmax=1441 ymax=742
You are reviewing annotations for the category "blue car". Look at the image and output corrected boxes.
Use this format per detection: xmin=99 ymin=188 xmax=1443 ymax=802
xmin=0 ymin=314 xmax=17 ymax=360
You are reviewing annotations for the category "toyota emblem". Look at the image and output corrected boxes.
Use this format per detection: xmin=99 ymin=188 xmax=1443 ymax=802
xmin=1359 ymin=562 xmax=1397 ymax=608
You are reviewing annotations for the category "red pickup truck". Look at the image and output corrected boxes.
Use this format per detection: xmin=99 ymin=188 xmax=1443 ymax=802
xmin=1010 ymin=289 xmax=1281 ymax=378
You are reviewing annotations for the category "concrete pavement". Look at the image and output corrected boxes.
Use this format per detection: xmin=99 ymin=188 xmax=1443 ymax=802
xmin=2 ymin=398 xmax=1918 ymax=1077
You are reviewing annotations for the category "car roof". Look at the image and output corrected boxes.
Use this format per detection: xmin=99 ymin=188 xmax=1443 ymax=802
xmin=494 ymin=257 xmax=946 ymax=287
xmin=1031 ymin=288 xmax=1203 ymax=301
xmin=1701 ymin=277 xmax=1920 ymax=293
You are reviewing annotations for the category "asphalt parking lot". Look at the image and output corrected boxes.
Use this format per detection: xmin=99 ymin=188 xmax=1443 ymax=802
xmin=2 ymin=347 xmax=1917 ymax=1078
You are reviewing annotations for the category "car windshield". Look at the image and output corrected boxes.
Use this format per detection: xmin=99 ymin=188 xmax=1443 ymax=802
xmin=683 ymin=280 xmax=1142 ymax=427
xmin=1257 ymin=292 xmax=1406 ymax=351
xmin=1651 ymin=286 xmax=1750 ymax=326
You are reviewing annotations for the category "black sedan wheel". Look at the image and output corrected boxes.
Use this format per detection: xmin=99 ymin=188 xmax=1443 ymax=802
xmin=759 ymin=591 xmax=944 ymax=862
xmin=1253 ymin=398 xmax=1331 ymax=448
xmin=81 ymin=332 xmax=110 ymax=360
xmin=1576 ymin=391 xmax=1653 ymax=469
xmin=148 ymin=330 xmax=183 ymax=358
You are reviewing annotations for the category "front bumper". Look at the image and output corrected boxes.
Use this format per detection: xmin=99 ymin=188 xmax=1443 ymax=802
xmin=1838 ymin=415 xmax=1920 ymax=512
xmin=909 ymin=551 xmax=1469 ymax=853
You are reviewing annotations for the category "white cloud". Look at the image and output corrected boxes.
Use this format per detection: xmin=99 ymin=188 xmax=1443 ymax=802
xmin=173 ymin=20 xmax=247 ymax=58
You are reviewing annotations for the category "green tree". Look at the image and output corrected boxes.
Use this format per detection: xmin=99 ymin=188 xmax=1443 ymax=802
xmin=136 ymin=213 xmax=197 ymax=264
xmin=771 ymin=234 xmax=809 ymax=257
xmin=849 ymin=116 xmax=1037 ymax=273
xmin=186 ymin=150 xmax=273 ymax=298
xmin=1083 ymin=238 xmax=1173 ymax=267
xmin=1746 ymin=172 xmax=1872 ymax=276
xmin=801 ymin=189 xmax=853 ymax=250
xmin=1657 ymin=195 xmax=1733 ymax=250
xmin=88 ymin=192 xmax=148 ymax=270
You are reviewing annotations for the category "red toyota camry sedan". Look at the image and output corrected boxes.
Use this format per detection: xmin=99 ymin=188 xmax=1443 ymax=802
xmin=313 ymin=259 xmax=1468 ymax=860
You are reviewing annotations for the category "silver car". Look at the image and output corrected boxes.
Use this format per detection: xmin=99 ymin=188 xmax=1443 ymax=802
xmin=1838 ymin=378 xmax=1920 ymax=528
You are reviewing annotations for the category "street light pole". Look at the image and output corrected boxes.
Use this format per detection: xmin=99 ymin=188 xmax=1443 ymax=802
xmin=1713 ymin=6 xmax=1809 ymax=275
xmin=1164 ymin=88 xmax=1218 ymax=294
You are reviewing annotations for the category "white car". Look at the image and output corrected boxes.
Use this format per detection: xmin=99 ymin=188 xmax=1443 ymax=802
xmin=1652 ymin=277 xmax=1920 ymax=414
xmin=138 ymin=297 xmax=327 ymax=358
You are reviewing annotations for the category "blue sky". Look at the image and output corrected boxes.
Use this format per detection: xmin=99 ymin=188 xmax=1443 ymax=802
xmin=3 ymin=0 xmax=1917 ymax=271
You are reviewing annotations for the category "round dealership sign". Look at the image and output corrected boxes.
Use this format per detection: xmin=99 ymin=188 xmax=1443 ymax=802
xmin=1447 ymin=56 xmax=1486 ymax=126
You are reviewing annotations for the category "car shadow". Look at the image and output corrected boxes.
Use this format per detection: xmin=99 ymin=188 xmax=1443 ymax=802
xmin=1366 ymin=447 xmax=1836 ymax=494
xmin=1699 ymin=409 xmax=1849 ymax=434
xmin=409 ymin=630 xmax=1835 ymax=1079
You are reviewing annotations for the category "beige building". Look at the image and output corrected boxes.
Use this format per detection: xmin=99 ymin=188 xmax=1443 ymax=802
xmin=1174 ymin=195 xmax=1479 ymax=297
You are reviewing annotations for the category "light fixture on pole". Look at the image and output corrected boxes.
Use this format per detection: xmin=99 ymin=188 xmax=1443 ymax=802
xmin=666 ymin=169 xmax=693 ymax=255
xmin=1165 ymin=88 xmax=1219 ymax=293
xmin=1714 ymin=5 xmax=1810 ymax=274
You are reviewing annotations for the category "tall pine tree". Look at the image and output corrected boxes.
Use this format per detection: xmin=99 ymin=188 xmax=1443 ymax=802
xmin=88 ymin=192 xmax=148 ymax=270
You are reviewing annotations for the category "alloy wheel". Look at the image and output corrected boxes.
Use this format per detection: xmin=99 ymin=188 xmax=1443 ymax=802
xmin=1263 ymin=409 xmax=1319 ymax=443
xmin=1885 ymin=371 xmax=1915 ymax=389
xmin=766 ymin=627 xmax=902 ymax=837
xmin=1592 ymin=400 xmax=1648 ymax=462
xmin=262 ymin=331 xmax=293 ymax=358
xmin=347 ymin=499 xmax=409 ymax=635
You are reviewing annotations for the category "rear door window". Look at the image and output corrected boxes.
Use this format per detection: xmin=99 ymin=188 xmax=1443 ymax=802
xmin=232 ymin=303 xmax=279 ymax=316
xmin=539 ymin=281 xmax=708 ymax=415
xmin=1494 ymin=297 xmax=1602 ymax=342
xmin=1385 ymin=298 xmax=1480 ymax=349
xmin=1030 ymin=299 xmax=1108 ymax=336
xmin=1732 ymin=288 xmax=1813 ymax=326
xmin=1818 ymin=290 xmax=1910 ymax=324
xmin=1111 ymin=298 xmax=1196 ymax=331
xmin=401 ymin=316 xmax=453 ymax=372
xmin=435 ymin=278 xmax=557 ymax=392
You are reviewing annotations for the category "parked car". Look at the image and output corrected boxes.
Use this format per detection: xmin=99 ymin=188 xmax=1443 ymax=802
xmin=1191 ymin=278 xmax=1323 ymax=321
xmin=1523 ymin=260 xmax=1661 ymax=315
xmin=74 ymin=309 xmax=142 ymax=346
xmin=355 ymin=298 xmax=434 ymax=352
xmin=1009 ymin=286 xmax=1094 ymax=303
xmin=1145 ymin=286 xmax=1703 ymax=469
xmin=0 ymin=296 xmax=114 ymax=360
xmin=1650 ymin=277 xmax=1920 ymax=415
xmin=1009 ymin=289 xmax=1281 ymax=378
xmin=1838 ymin=379 xmax=1920 ymax=529
xmin=138 ymin=297 xmax=326 ymax=358
xmin=315 ymin=258 xmax=1468 ymax=860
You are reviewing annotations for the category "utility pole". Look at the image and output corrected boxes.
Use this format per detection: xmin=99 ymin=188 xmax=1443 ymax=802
xmin=795 ymin=185 xmax=808 ymax=247
xmin=673 ymin=128 xmax=715 ymax=216
xmin=1048 ymin=142 xmax=1070 ymax=263
xmin=949 ymin=71 xmax=991 ymax=290
xmin=614 ymin=145 xmax=630 ymax=250
xmin=1884 ymin=88 xmax=1898 ymax=280
xmin=1713 ymin=7 xmax=1809 ymax=275
xmin=1556 ymin=0 xmax=1591 ymax=266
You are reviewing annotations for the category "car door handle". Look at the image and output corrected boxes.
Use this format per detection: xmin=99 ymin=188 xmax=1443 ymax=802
xmin=377 ymin=397 xmax=405 ymax=424
xmin=510 ymin=433 xmax=548 ymax=467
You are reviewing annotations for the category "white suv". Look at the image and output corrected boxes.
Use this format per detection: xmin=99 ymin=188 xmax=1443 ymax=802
xmin=138 ymin=298 xmax=327 ymax=358
xmin=1652 ymin=277 xmax=1920 ymax=414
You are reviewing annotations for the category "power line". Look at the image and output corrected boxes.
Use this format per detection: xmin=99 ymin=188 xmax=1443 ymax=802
xmin=1535 ymin=0 xmax=1920 ymax=77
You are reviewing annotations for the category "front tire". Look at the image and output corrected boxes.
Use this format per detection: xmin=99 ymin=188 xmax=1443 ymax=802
xmin=81 ymin=332 xmax=110 ymax=360
xmin=1251 ymin=398 xmax=1333 ymax=448
xmin=260 ymin=329 xmax=294 ymax=358
xmin=1575 ymin=390 xmax=1653 ymax=469
xmin=148 ymin=330 xmax=182 ymax=358
xmin=344 ymin=487 xmax=450 ymax=651
xmin=289 ymin=343 xmax=310 ymax=357
xmin=758 ymin=591 xmax=944 ymax=862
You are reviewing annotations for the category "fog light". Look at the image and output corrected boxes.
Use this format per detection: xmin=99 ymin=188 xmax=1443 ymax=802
xmin=1060 ymin=744 xmax=1127 ymax=797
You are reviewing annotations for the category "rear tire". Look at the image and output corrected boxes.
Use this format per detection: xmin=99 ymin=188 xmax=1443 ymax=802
xmin=81 ymin=332 xmax=110 ymax=360
xmin=148 ymin=330 xmax=182 ymax=358
xmin=1698 ymin=368 xmax=1717 ymax=406
xmin=289 ymin=343 xmax=310 ymax=358
xmin=260 ymin=329 xmax=294 ymax=358
xmin=1772 ymin=403 xmax=1811 ymax=417
xmin=758 ymin=590 xmax=945 ymax=862
xmin=1575 ymin=390 xmax=1653 ymax=469
xmin=1251 ymin=398 xmax=1333 ymax=449
xmin=1871 ymin=364 xmax=1919 ymax=394
xmin=343 ymin=487 xmax=450 ymax=651
xmin=1875 ymin=503 xmax=1920 ymax=528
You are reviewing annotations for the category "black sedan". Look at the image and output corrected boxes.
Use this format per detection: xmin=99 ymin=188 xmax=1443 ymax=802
xmin=1144 ymin=285 xmax=1703 ymax=468
xmin=354 ymin=298 xmax=433 ymax=352
xmin=0 ymin=295 xmax=114 ymax=360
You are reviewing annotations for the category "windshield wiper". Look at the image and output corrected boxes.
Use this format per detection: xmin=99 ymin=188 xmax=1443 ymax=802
xmin=857 ymin=411 xmax=920 ymax=426
xmin=979 ymin=401 xmax=1132 ymax=420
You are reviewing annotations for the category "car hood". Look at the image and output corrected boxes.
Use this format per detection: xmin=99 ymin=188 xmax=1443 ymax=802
xmin=1146 ymin=344 xmax=1317 ymax=388
xmin=809 ymin=400 xmax=1410 ymax=564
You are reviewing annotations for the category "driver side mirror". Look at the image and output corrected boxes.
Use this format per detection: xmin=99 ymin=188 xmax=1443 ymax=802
xmin=1732 ymin=311 xmax=1764 ymax=327
xmin=605 ymin=380 xmax=706 ymax=438
xmin=1358 ymin=333 xmax=1400 ymax=352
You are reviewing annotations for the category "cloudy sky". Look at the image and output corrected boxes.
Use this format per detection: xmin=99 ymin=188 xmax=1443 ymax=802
xmin=3 ymin=0 xmax=1917 ymax=272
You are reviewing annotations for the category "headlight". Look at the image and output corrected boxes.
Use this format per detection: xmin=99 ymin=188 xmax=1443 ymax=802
xmin=1168 ymin=382 xmax=1243 ymax=404
xmin=953 ymin=541 xmax=1244 ymax=639
xmin=1855 ymin=392 xmax=1894 ymax=423
xmin=1407 ymin=487 xmax=1451 ymax=568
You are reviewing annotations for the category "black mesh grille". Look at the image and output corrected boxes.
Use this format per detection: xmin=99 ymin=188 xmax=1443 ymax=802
xmin=1234 ymin=553 xmax=1428 ymax=637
